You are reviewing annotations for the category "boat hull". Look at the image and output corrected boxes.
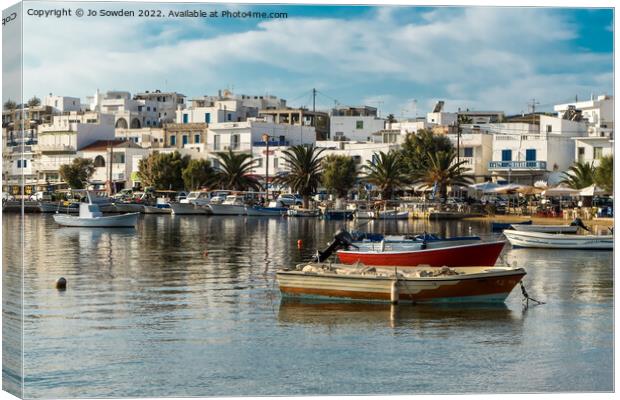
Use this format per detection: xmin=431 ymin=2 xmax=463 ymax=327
xmin=377 ymin=211 xmax=409 ymax=220
xmin=143 ymin=205 xmax=172 ymax=214
xmin=323 ymin=210 xmax=354 ymax=220
xmin=511 ymin=224 xmax=579 ymax=234
xmin=208 ymin=204 xmax=247 ymax=215
xmin=504 ymin=230 xmax=613 ymax=250
xmin=53 ymin=212 xmax=139 ymax=228
xmin=337 ymin=241 xmax=505 ymax=267
xmin=277 ymin=266 xmax=526 ymax=303
xmin=169 ymin=203 xmax=208 ymax=215
xmin=287 ymin=209 xmax=320 ymax=217
xmin=245 ymin=206 xmax=287 ymax=216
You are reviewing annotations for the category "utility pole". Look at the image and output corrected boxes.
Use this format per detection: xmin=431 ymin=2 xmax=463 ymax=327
xmin=262 ymin=133 xmax=270 ymax=201
xmin=108 ymin=140 xmax=113 ymax=195
xmin=528 ymin=98 xmax=540 ymax=125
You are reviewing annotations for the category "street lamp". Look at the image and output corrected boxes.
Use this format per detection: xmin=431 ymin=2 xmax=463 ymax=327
xmin=262 ymin=133 xmax=270 ymax=201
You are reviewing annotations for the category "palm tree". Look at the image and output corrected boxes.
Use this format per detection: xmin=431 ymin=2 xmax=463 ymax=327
xmin=561 ymin=161 xmax=595 ymax=189
xmin=413 ymin=149 xmax=473 ymax=203
xmin=386 ymin=114 xmax=396 ymax=129
xmin=273 ymin=144 xmax=325 ymax=208
xmin=363 ymin=150 xmax=409 ymax=200
xmin=213 ymin=150 xmax=260 ymax=191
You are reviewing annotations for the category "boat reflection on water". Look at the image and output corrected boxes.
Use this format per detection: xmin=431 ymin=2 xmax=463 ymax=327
xmin=277 ymin=298 xmax=522 ymax=331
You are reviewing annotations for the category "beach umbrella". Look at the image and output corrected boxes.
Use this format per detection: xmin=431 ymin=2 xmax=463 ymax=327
xmin=516 ymin=185 xmax=544 ymax=195
xmin=579 ymin=184 xmax=606 ymax=196
xmin=469 ymin=181 xmax=500 ymax=193
xmin=541 ymin=184 xmax=580 ymax=197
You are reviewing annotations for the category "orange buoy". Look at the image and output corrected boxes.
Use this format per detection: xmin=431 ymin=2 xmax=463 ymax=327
xmin=297 ymin=239 xmax=303 ymax=249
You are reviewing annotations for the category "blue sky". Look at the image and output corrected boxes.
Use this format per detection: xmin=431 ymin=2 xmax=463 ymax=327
xmin=16 ymin=3 xmax=614 ymax=116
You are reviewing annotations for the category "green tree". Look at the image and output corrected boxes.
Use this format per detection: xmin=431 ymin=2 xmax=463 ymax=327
xmin=457 ymin=114 xmax=473 ymax=124
xmin=386 ymin=114 xmax=397 ymax=129
xmin=213 ymin=150 xmax=260 ymax=191
xmin=274 ymin=144 xmax=325 ymax=208
xmin=182 ymin=159 xmax=217 ymax=191
xmin=561 ymin=161 xmax=596 ymax=189
xmin=413 ymin=149 xmax=473 ymax=203
xmin=3 ymin=99 xmax=16 ymax=111
xmin=401 ymin=129 xmax=453 ymax=176
xmin=137 ymin=151 xmax=190 ymax=190
xmin=321 ymin=154 xmax=357 ymax=198
xmin=27 ymin=96 xmax=41 ymax=108
xmin=363 ymin=150 xmax=409 ymax=200
xmin=594 ymin=155 xmax=613 ymax=193
xmin=59 ymin=158 xmax=95 ymax=189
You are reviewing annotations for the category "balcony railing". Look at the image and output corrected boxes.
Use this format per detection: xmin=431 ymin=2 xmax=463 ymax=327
xmin=33 ymin=144 xmax=75 ymax=153
xmin=252 ymin=140 xmax=290 ymax=147
xmin=488 ymin=160 xmax=547 ymax=170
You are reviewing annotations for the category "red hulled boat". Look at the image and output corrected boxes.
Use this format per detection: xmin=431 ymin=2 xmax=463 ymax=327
xmin=337 ymin=241 xmax=506 ymax=267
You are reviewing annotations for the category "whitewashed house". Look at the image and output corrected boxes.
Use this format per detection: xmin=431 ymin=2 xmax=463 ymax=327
xmin=34 ymin=111 xmax=116 ymax=185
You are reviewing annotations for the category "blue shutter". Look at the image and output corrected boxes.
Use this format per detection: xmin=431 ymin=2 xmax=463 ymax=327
xmin=501 ymin=149 xmax=512 ymax=161
xmin=205 ymin=113 xmax=210 ymax=123
xmin=183 ymin=114 xmax=189 ymax=124
xmin=526 ymin=149 xmax=536 ymax=161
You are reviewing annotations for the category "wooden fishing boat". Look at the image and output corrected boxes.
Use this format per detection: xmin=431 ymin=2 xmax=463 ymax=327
xmin=503 ymin=230 xmax=613 ymax=250
xmin=491 ymin=220 xmax=532 ymax=232
xmin=277 ymin=263 xmax=526 ymax=304
xmin=323 ymin=209 xmax=354 ymax=220
xmin=337 ymin=241 xmax=505 ymax=267
xmin=510 ymin=224 xmax=579 ymax=234
xmin=143 ymin=204 xmax=172 ymax=214
xmin=376 ymin=210 xmax=409 ymax=220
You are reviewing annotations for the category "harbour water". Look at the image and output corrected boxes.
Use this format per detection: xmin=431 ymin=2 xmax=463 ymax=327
xmin=2 ymin=213 xmax=613 ymax=397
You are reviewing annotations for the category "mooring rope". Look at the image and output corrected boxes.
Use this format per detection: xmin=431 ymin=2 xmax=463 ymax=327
xmin=519 ymin=281 xmax=545 ymax=308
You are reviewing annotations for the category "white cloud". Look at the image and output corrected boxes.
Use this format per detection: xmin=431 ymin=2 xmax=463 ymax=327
xmin=16 ymin=5 xmax=613 ymax=114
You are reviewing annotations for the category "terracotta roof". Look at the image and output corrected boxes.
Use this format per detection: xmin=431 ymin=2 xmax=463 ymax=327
xmin=80 ymin=139 xmax=140 ymax=152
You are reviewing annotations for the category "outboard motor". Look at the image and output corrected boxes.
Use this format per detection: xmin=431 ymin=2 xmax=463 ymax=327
xmin=315 ymin=229 xmax=358 ymax=262
xmin=570 ymin=217 xmax=590 ymax=232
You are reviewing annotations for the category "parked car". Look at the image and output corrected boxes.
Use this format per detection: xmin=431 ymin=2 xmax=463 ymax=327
xmin=277 ymin=193 xmax=303 ymax=206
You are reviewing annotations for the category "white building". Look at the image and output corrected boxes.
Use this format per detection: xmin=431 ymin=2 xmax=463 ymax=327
xmin=447 ymin=129 xmax=494 ymax=181
xmin=315 ymin=140 xmax=400 ymax=172
xmin=78 ymin=140 xmax=151 ymax=190
xmin=43 ymin=94 xmax=82 ymax=113
xmin=88 ymin=90 xmax=162 ymax=128
xmin=574 ymin=136 xmax=613 ymax=167
xmin=330 ymin=115 xmax=385 ymax=141
xmin=134 ymin=90 xmax=186 ymax=124
xmin=178 ymin=89 xmax=287 ymax=125
xmin=426 ymin=111 xmax=457 ymax=126
xmin=34 ymin=111 xmax=116 ymax=185
xmin=554 ymin=94 xmax=614 ymax=138
xmin=486 ymin=115 xmax=587 ymax=184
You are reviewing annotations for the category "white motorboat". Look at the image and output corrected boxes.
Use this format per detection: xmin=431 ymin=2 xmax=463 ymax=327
xmin=143 ymin=204 xmax=172 ymax=214
xmin=510 ymin=224 xmax=579 ymax=234
xmin=503 ymin=230 xmax=613 ymax=250
xmin=169 ymin=202 xmax=208 ymax=215
xmin=208 ymin=195 xmax=247 ymax=215
xmin=53 ymin=192 xmax=139 ymax=228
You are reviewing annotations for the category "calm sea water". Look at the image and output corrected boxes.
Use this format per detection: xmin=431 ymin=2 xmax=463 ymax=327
xmin=2 ymin=213 xmax=614 ymax=398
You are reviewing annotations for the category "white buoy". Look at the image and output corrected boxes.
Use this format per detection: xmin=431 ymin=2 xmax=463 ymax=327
xmin=390 ymin=280 xmax=399 ymax=304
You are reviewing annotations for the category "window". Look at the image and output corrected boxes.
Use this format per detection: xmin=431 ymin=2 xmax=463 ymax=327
xmin=204 ymin=113 xmax=211 ymax=123
xmin=525 ymin=149 xmax=536 ymax=161
xmin=113 ymin=153 xmax=125 ymax=164
xmin=94 ymin=155 xmax=106 ymax=167
xmin=546 ymin=125 xmax=552 ymax=133
xmin=501 ymin=149 xmax=512 ymax=162
xmin=17 ymin=160 xmax=21 ymax=168
xmin=227 ymin=113 xmax=232 ymax=121
xmin=356 ymin=120 xmax=364 ymax=129
xmin=593 ymin=147 xmax=603 ymax=160
xmin=170 ymin=135 xmax=176 ymax=146
xmin=231 ymin=135 xmax=240 ymax=149
xmin=577 ymin=147 xmax=585 ymax=163
xmin=273 ymin=157 xmax=278 ymax=168
xmin=256 ymin=158 xmax=263 ymax=168
xmin=183 ymin=114 xmax=189 ymax=124
xmin=463 ymin=147 xmax=473 ymax=158
xmin=22 ymin=160 xmax=27 ymax=168
xmin=147 ymin=106 xmax=151 ymax=111
xmin=352 ymin=156 xmax=362 ymax=164
xmin=194 ymin=134 xmax=200 ymax=144
xmin=182 ymin=135 xmax=188 ymax=145
xmin=213 ymin=135 xmax=220 ymax=151
xmin=371 ymin=154 xmax=379 ymax=164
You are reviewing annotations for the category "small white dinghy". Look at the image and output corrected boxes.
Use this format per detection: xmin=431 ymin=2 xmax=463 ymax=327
xmin=53 ymin=192 xmax=139 ymax=228
xmin=503 ymin=230 xmax=613 ymax=250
